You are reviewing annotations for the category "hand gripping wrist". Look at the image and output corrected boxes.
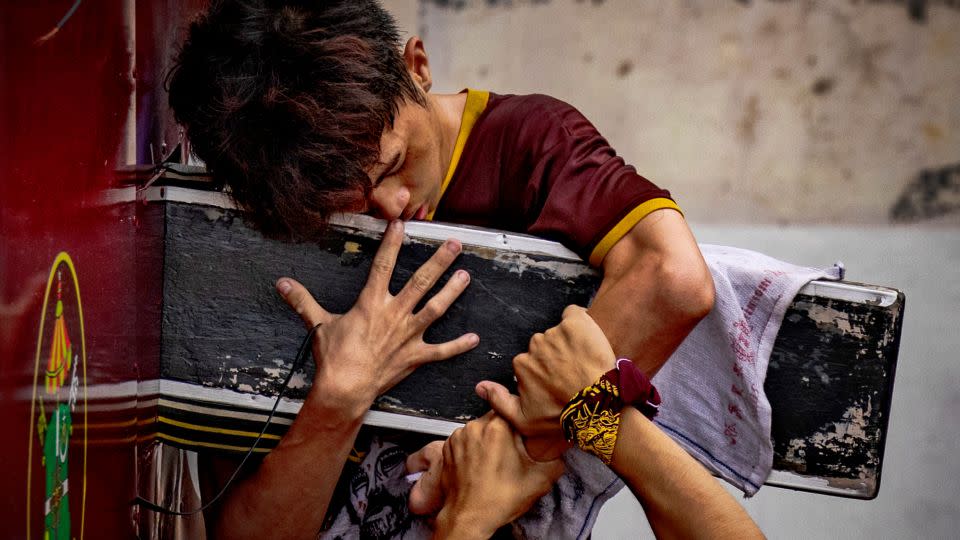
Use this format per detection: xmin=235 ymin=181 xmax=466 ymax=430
xmin=559 ymin=358 xmax=661 ymax=464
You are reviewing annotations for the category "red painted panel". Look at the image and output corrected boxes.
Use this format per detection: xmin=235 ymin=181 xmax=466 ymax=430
xmin=0 ymin=1 xmax=200 ymax=536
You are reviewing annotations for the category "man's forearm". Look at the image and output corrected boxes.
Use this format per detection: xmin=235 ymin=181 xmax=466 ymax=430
xmin=613 ymin=408 xmax=764 ymax=539
xmin=212 ymin=390 xmax=368 ymax=539
xmin=590 ymin=209 xmax=714 ymax=375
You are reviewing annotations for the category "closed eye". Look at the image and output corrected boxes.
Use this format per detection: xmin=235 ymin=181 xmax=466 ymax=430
xmin=374 ymin=152 xmax=402 ymax=187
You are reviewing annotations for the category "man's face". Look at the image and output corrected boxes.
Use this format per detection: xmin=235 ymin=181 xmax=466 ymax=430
xmin=363 ymin=98 xmax=447 ymax=221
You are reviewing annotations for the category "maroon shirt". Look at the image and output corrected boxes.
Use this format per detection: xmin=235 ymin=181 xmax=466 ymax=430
xmin=433 ymin=92 xmax=677 ymax=266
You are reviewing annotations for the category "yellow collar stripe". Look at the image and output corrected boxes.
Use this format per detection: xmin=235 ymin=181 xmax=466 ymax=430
xmin=426 ymin=89 xmax=490 ymax=221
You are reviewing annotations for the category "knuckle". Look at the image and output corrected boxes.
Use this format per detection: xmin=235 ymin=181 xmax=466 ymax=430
xmin=290 ymin=296 xmax=312 ymax=319
xmin=371 ymin=258 xmax=392 ymax=275
xmin=419 ymin=299 xmax=442 ymax=321
xmin=412 ymin=272 xmax=433 ymax=292
xmin=449 ymin=427 xmax=464 ymax=446
xmin=289 ymin=294 xmax=306 ymax=314
xmin=512 ymin=353 xmax=527 ymax=373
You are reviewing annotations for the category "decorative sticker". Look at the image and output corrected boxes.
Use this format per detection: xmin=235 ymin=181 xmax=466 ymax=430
xmin=27 ymin=253 xmax=87 ymax=540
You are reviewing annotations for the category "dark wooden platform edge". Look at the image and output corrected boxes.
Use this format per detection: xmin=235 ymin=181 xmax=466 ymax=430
xmin=764 ymin=289 xmax=904 ymax=498
xmin=146 ymin=189 xmax=905 ymax=499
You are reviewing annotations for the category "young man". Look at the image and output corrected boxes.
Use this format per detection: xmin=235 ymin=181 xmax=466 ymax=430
xmin=168 ymin=0 xmax=714 ymax=379
xmin=167 ymin=0 xmax=717 ymax=536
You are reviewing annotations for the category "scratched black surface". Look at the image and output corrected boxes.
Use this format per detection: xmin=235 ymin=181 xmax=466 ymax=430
xmin=158 ymin=201 xmax=904 ymax=495
xmin=160 ymin=202 xmax=600 ymax=418
xmin=765 ymin=293 xmax=903 ymax=491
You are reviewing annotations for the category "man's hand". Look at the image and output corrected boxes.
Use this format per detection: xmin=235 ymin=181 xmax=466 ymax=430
xmin=216 ymin=221 xmax=481 ymax=540
xmin=276 ymin=219 xmax=480 ymax=423
xmin=432 ymin=413 xmax=564 ymax=539
xmin=477 ymin=305 xmax=616 ymax=460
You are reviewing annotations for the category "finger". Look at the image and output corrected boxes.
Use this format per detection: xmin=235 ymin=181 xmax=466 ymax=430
xmin=561 ymin=304 xmax=587 ymax=319
xmin=364 ymin=220 xmax=404 ymax=293
xmin=395 ymin=238 xmax=462 ymax=310
xmin=475 ymin=381 xmax=526 ymax=431
xmin=528 ymin=332 xmax=545 ymax=355
xmin=409 ymin=463 xmax=444 ymax=516
xmin=413 ymin=269 xmax=471 ymax=327
xmin=415 ymin=333 xmax=479 ymax=365
xmin=484 ymin=413 xmax=515 ymax=445
xmin=276 ymin=278 xmax=333 ymax=328
xmin=406 ymin=440 xmax=443 ymax=473
xmin=513 ymin=432 xmax=566 ymax=481
xmin=480 ymin=409 xmax=499 ymax=423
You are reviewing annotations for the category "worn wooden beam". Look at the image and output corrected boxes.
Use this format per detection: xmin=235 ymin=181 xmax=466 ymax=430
xmin=146 ymin=186 xmax=904 ymax=498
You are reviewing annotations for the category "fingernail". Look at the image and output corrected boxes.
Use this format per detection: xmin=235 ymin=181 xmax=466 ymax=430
xmin=456 ymin=269 xmax=470 ymax=283
xmin=475 ymin=383 xmax=488 ymax=400
xmin=445 ymin=239 xmax=461 ymax=254
xmin=276 ymin=279 xmax=292 ymax=295
xmin=391 ymin=219 xmax=403 ymax=231
xmin=469 ymin=333 xmax=479 ymax=345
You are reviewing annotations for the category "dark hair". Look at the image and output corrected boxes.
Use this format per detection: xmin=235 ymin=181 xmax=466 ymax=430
xmin=167 ymin=0 xmax=424 ymax=238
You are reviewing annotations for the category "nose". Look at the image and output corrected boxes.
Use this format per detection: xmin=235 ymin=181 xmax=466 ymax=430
xmin=368 ymin=183 xmax=410 ymax=221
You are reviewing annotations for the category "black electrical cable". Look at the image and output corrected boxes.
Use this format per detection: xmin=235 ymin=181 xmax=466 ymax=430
xmin=132 ymin=322 xmax=322 ymax=516
xmin=35 ymin=0 xmax=83 ymax=45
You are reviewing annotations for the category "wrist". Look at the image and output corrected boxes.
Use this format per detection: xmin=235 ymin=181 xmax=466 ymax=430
xmin=301 ymin=376 xmax=373 ymax=430
xmin=560 ymin=358 xmax=660 ymax=465
xmin=433 ymin=507 xmax=497 ymax=540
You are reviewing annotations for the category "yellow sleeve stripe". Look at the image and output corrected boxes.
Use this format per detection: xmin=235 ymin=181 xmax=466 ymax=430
xmin=588 ymin=198 xmax=683 ymax=267
xmin=426 ymin=89 xmax=490 ymax=221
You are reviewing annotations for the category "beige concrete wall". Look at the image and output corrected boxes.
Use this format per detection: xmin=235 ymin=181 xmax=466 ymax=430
xmin=388 ymin=0 xmax=960 ymax=225
xmin=383 ymin=0 xmax=420 ymax=41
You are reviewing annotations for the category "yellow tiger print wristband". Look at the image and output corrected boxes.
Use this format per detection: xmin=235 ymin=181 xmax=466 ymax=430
xmin=560 ymin=359 xmax=661 ymax=465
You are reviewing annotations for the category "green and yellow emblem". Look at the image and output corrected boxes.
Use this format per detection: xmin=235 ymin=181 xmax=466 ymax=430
xmin=27 ymin=252 xmax=87 ymax=540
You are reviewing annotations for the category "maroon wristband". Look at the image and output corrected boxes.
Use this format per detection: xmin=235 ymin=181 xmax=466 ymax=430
xmin=614 ymin=358 xmax=661 ymax=419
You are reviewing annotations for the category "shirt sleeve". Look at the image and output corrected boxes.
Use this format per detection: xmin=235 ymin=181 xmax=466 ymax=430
xmin=515 ymin=96 xmax=681 ymax=266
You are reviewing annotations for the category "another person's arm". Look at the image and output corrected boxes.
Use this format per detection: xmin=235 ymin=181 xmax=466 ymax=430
xmin=612 ymin=406 xmax=763 ymax=539
xmin=213 ymin=221 xmax=479 ymax=539
xmin=480 ymin=306 xmax=762 ymax=539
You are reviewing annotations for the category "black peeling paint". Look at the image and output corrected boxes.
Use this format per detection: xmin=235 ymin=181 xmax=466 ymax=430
xmin=766 ymin=293 xmax=904 ymax=486
xmin=889 ymin=162 xmax=960 ymax=222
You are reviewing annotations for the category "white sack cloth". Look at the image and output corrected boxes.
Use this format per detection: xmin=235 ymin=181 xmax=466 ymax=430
xmin=652 ymin=244 xmax=842 ymax=495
